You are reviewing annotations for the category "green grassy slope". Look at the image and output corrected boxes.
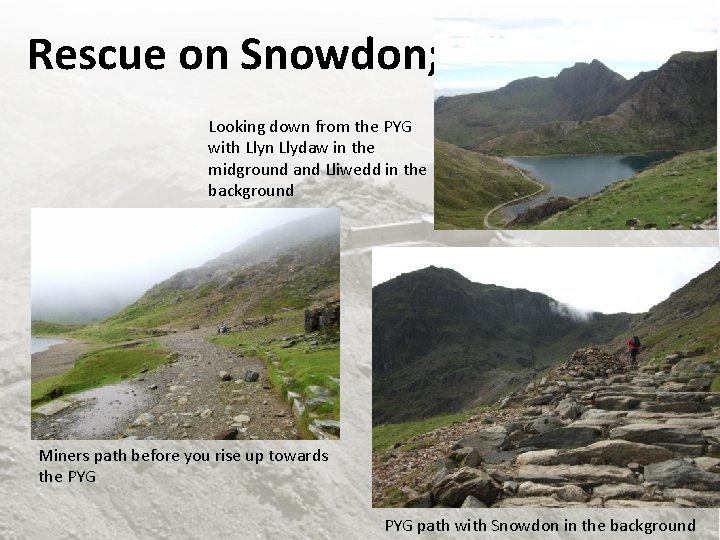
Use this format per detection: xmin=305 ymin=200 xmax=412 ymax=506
xmin=212 ymin=309 xmax=339 ymax=436
xmin=88 ymin=236 xmax=339 ymax=340
xmin=32 ymin=342 xmax=172 ymax=405
xmin=434 ymin=77 xmax=560 ymax=149
xmin=604 ymin=261 xmax=720 ymax=363
xmin=434 ymin=139 xmax=542 ymax=229
xmin=531 ymin=149 xmax=716 ymax=230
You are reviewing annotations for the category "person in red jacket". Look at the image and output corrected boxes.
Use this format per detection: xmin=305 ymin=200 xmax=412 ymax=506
xmin=627 ymin=335 xmax=641 ymax=366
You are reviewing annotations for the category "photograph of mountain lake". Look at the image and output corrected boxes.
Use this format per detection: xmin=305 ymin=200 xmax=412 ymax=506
xmin=31 ymin=208 xmax=340 ymax=441
xmin=433 ymin=19 xmax=717 ymax=230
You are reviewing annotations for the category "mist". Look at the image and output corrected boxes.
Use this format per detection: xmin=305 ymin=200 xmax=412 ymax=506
xmin=32 ymin=208 xmax=334 ymax=323
xmin=548 ymin=300 xmax=595 ymax=322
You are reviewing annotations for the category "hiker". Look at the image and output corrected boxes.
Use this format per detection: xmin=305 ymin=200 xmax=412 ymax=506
xmin=627 ymin=335 xmax=641 ymax=366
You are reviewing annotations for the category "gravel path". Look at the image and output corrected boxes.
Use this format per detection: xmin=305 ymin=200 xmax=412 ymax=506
xmin=483 ymin=158 xmax=546 ymax=229
xmin=31 ymin=327 xmax=297 ymax=440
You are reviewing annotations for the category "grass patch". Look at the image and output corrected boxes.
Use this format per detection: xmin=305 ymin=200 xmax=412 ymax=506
xmin=31 ymin=341 xmax=172 ymax=405
xmin=434 ymin=139 xmax=542 ymax=229
xmin=533 ymin=149 xmax=716 ymax=230
xmin=372 ymin=409 xmax=476 ymax=453
xmin=31 ymin=320 xmax=85 ymax=336
xmin=211 ymin=309 xmax=340 ymax=438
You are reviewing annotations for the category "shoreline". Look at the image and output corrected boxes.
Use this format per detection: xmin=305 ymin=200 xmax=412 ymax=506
xmin=31 ymin=337 xmax=90 ymax=381
xmin=482 ymin=158 xmax=548 ymax=229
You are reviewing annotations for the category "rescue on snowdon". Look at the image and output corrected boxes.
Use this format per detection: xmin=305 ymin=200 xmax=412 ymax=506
xmin=29 ymin=37 xmax=434 ymax=76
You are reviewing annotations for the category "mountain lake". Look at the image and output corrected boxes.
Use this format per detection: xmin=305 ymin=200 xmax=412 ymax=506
xmin=32 ymin=337 xmax=66 ymax=355
xmin=504 ymin=152 xmax=676 ymax=217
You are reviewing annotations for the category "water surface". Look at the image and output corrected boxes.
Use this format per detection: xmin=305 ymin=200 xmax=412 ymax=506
xmin=31 ymin=337 xmax=66 ymax=354
xmin=504 ymin=152 xmax=675 ymax=217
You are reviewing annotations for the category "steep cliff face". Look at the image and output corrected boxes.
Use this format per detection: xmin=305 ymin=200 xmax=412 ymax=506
xmin=372 ymin=267 xmax=633 ymax=424
xmin=626 ymin=51 xmax=717 ymax=135
xmin=553 ymin=59 xmax=632 ymax=119
xmin=436 ymin=50 xmax=716 ymax=153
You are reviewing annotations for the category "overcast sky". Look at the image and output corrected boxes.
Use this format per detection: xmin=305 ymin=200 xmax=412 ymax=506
xmin=372 ymin=247 xmax=720 ymax=314
xmin=434 ymin=17 xmax=717 ymax=96
xmin=31 ymin=208 xmax=327 ymax=318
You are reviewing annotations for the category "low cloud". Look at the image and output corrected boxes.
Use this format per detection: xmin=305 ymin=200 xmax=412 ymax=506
xmin=549 ymin=300 xmax=595 ymax=322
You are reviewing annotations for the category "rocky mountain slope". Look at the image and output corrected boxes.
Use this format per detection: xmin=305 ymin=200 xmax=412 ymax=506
xmin=99 ymin=212 xmax=339 ymax=338
xmin=435 ymin=51 xmax=716 ymax=155
xmin=373 ymin=346 xmax=720 ymax=508
xmin=372 ymin=267 xmax=634 ymax=425
xmin=373 ymin=262 xmax=720 ymax=507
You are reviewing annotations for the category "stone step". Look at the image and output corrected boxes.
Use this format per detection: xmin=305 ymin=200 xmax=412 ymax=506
xmin=492 ymin=496 xmax=600 ymax=508
xmin=517 ymin=426 xmax=601 ymax=450
xmin=515 ymin=464 xmax=635 ymax=484
xmin=639 ymin=401 xmax=707 ymax=413
xmin=516 ymin=439 xmax=673 ymax=467
xmin=609 ymin=423 xmax=706 ymax=446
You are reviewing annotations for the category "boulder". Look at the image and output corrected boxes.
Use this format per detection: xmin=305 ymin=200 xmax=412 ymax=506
xmin=523 ymin=394 xmax=554 ymax=406
xmin=528 ymin=415 xmax=563 ymax=433
xmin=593 ymin=483 xmax=644 ymax=499
xmin=663 ymin=488 xmax=720 ymax=507
xmin=558 ymin=439 xmax=673 ymax=467
xmin=555 ymin=399 xmax=585 ymax=420
xmin=609 ymin=423 xmax=705 ymax=446
xmin=431 ymin=467 xmax=500 ymax=507
xmin=493 ymin=496 xmax=593 ymax=508
xmin=404 ymin=492 xmax=433 ymax=508
xmin=644 ymin=459 xmax=720 ymax=490
xmin=515 ymin=449 xmax=559 ymax=466
xmin=594 ymin=396 xmax=640 ymax=410
xmin=516 ymin=464 xmax=634 ymax=484
xmin=518 ymin=426 xmax=601 ymax=450
xmin=641 ymin=401 xmax=704 ymax=414
xmin=310 ymin=419 xmax=340 ymax=437
xmin=452 ymin=430 xmax=509 ymax=455
xmin=460 ymin=495 xmax=487 ymax=508
xmin=450 ymin=447 xmax=482 ymax=467
xmin=244 ymin=370 xmax=260 ymax=382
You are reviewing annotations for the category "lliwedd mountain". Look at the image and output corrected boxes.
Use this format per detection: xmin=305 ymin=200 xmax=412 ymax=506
xmin=434 ymin=51 xmax=716 ymax=229
xmin=435 ymin=50 xmax=716 ymax=154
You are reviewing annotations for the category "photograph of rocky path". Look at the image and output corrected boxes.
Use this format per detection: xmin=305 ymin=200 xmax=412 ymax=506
xmin=31 ymin=208 xmax=340 ymax=440
xmin=372 ymin=248 xmax=720 ymax=507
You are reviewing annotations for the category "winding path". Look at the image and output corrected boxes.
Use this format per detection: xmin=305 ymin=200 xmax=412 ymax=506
xmin=483 ymin=160 xmax=546 ymax=230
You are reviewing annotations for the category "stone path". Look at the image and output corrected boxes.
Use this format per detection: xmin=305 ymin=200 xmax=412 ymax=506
xmin=32 ymin=327 xmax=297 ymax=440
xmin=373 ymin=346 xmax=720 ymax=508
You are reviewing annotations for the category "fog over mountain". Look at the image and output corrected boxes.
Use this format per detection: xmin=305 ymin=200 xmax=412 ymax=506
xmin=31 ymin=208 xmax=333 ymax=323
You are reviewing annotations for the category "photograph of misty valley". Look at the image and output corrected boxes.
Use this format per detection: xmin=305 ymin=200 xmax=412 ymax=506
xmin=433 ymin=19 xmax=717 ymax=230
xmin=372 ymin=247 xmax=720 ymax=508
xmin=31 ymin=208 xmax=340 ymax=441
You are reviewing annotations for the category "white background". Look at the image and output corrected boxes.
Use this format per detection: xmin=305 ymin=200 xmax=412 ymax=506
xmin=1 ymin=1 xmax=718 ymax=538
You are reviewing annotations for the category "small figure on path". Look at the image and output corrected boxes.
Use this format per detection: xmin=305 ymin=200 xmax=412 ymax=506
xmin=627 ymin=335 xmax=641 ymax=366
